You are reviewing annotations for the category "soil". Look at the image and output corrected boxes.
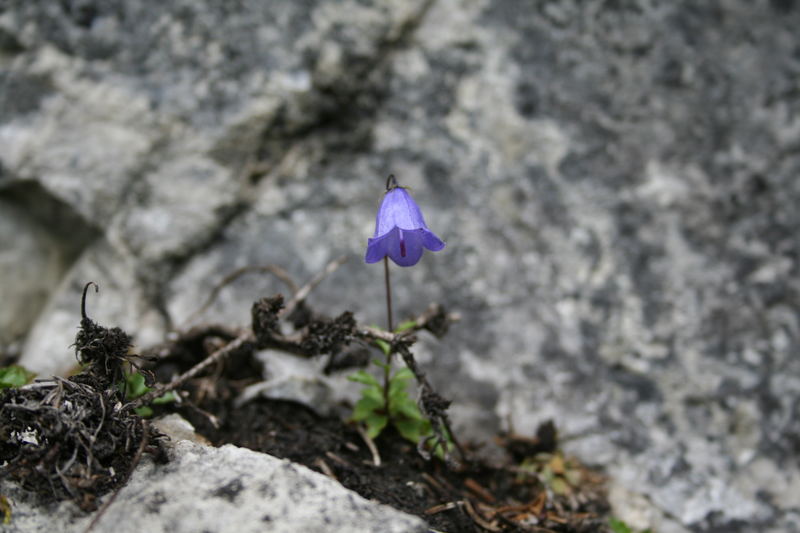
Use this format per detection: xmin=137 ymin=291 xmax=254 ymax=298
xmin=2 ymin=287 xmax=613 ymax=532
xmin=156 ymin=365 xmax=611 ymax=533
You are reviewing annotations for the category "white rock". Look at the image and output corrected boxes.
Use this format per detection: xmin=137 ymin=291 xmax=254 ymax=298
xmin=1 ymin=439 xmax=426 ymax=533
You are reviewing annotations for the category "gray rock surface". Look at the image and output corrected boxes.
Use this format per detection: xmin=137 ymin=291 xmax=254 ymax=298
xmin=0 ymin=188 xmax=96 ymax=359
xmin=2 ymin=1 xmax=799 ymax=532
xmin=0 ymin=420 xmax=426 ymax=533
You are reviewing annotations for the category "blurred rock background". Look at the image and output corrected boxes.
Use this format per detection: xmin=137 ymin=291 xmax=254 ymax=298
xmin=1 ymin=1 xmax=799 ymax=531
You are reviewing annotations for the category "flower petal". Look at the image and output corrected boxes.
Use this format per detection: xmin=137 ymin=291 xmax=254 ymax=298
xmin=374 ymin=188 xmax=429 ymax=237
xmin=422 ymin=230 xmax=445 ymax=252
xmin=366 ymin=179 xmax=444 ymax=266
xmin=365 ymin=229 xmax=395 ymax=263
xmin=387 ymin=228 xmax=424 ymax=267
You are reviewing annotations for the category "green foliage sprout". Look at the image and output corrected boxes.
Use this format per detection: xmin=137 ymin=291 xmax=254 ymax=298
xmin=609 ymin=517 xmax=653 ymax=533
xmin=0 ymin=365 xmax=36 ymax=390
xmin=349 ymin=365 xmax=431 ymax=441
xmin=349 ymin=320 xmax=441 ymax=449
xmin=120 ymin=371 xmax=177 ymax=417
xmin=0 ymin=495 xmax=10 ymax=525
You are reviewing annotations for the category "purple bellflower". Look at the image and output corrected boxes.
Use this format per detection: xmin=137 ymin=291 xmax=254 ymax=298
xmin=365 ymin=175 xmax=445 ymax=267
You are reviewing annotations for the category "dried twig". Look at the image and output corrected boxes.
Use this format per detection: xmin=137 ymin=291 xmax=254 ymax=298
xmin=324 ymin=451 xmax=353 ymax=469
xmin=127 ymin=334 xmax=253 ymax=411
xmin=422 ymin=472 xmax=447 ymax=497
xmin=413 ymin=303 xmax=461 ymax=337
xmin=425 ymin=501 xmax=461 ymax=515
xmin=463 ymin=499 xmax=502 ymax=532
xmin=493 ymin=511 xmax=558 ymax=533
xmin=357 ymin=303 xmax=460 ymax=344
xmin=313 ymin=458 xmax=337 ymax=481
xmin=394 ymin=342 xmax=468 ymax=462
xmin=129 ymin=256 xmax=348 ymax=411
xmin=464 ymin=477 xmax=496 ymax=504
xmin=354 ymin=424 xmax=381 ymax=467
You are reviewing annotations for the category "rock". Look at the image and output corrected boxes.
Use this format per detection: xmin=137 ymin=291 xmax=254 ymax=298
xmin=2 ymin=1 xmax=799 ymax=532
xmin=0 ymin=201 xmax=64 ymax=352
xmin=150 ymin=413 xmax=210 ymax=446
xmin=235 ymin=350 xmax=360 ymax=418
xmin=0 ymin=426 xmax=426 ymax=533
xmin=606 ymin=482 xmax=689 ymax=533
xmin=0 ymin=183 xmax=97 ymax=360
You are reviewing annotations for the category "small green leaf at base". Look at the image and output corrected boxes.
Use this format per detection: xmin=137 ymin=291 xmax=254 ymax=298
xmin=361 ymin=385 xmax=384 ymax=405
xmin=120 ymin=372 xmax=176 ymax=417
xmin=394 ymin=417 xmax=430 ymax=443
xmin=351 ymin=393 xmax=385 ymax=421
xmin=609 ymin=518 xmax=632 ymax=533
xmin=151 ymin=391 xmax=178 ymax=405
xmin=124 ymin=372 xmax=150 ymax=398
xmin=0 ymin=365 xmax=36 ymax=390
xmin=609 ymin=518 xmax=651 ymax=533
xmin=390 ymin=396 xmax=425 ymax=421
xmin=134 ymin=406 xmax=154 ymax=417
xmin=365 ymin=412 xmax=389 ymax=439
xmin=1 ymin=494 xmax=11 ymax=525
xmin=349 ymin=357 xmax=441 ymax=445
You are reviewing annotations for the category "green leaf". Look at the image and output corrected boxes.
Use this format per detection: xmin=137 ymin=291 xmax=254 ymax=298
xmin=394 ymin=417 xmax=427 ymax=443
xmin=388 ymin=386 xmax=409 ymax=408
xmin=432 ymin=440 xmax=449 ymax=459
xmin=608 ymin=518 xmax=633 ymax=533
xmin=365 ymin=412 xmax=388 ymax=439
xmin=430 ymin=426 xmax=453 ymax=459
xmin=371 ymin=359 xmax=390 ymax=371
xmin=351 ymin=394 xmax=384 ymax=421
xmin=392 ymin=398 xmax=425 ymax=421
xmin=387 ymin=378 xmax=410 ymax=407
xmin=386 ymin=391 xmax=405 ymax=415
xmin=348 ymin=370 xmax=380 ymax=387
xmin=120 ymin=372 xmax=174 ymax=407
xmin=134 ymin=406 xmax=153 ymax=417
xmin=0 ymin=494 xmax=11 ymax=526
xmin=0 ymin=365 xmax=35 ymax=390
xmin=374 ymin=339 xmax=391 ymax=355
xmin=1 ymin=494 xmax=11 ymax=525
xmin=395 ymin=320 xmax=417 ymax=333
xmin=361 ymin=385 xmax=384 ymax=405
xmin=388 ymin=368 xmax=414 ymax=401
xmin=124 ymin=372 xmax=150 ymax=399
xmin=388 ymin=379 xmax=411 ymax=399
xmin=151 ymin=391 xmax=177 ymax=405
xmin=391 ymin=367 xmax=414 ymax=383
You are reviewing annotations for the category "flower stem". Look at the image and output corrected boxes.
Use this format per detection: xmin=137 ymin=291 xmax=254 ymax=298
xmin=382 ymin=256 xmax=394 ymax=415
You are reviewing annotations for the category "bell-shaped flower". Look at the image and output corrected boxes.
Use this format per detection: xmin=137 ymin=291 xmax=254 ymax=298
xmin=365 ymin=178 xmax=445 ymax=267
